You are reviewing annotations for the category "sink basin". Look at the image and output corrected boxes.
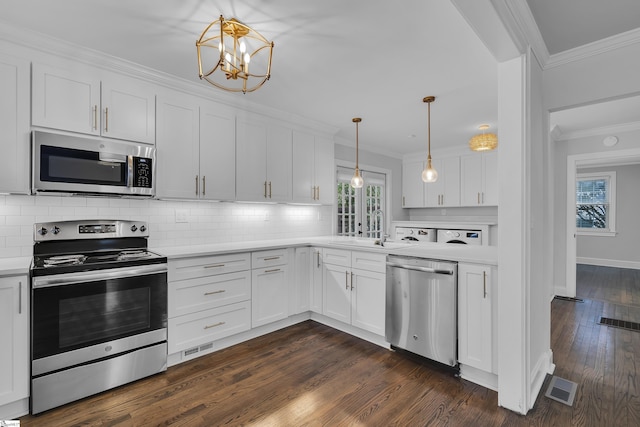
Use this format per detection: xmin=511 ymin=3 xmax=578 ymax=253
xmin=328 ymin=240 xmax=412 ymax=250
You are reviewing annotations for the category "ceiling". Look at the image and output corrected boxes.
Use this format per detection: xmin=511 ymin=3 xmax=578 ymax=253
xmin=2 ymin=1 xmax=640 ymax=154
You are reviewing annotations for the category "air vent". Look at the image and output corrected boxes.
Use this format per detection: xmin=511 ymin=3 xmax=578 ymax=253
xmin=545 ymin=376 xmax=577 ymax=406
xmin=599 ymin=317 xmax=640 ymax=332
xmin=184 ymin=347 xmax=199 ymax=356
xmin=200 ymin=342 xmax=214 ymax=351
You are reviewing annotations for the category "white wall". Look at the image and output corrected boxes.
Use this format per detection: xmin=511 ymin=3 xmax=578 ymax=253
xmin=0 ymin=194 xmax=333 ymax=258
xmin=577 ymin=164 xmax=640 ymax=268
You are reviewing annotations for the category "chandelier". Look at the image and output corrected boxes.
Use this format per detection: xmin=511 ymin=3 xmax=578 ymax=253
xmin=421 ymin=96 xmax=438 ymax=183
xmin=196 ymin=15 xmax=274 ymax=93
xmin=469 ymin=124 xmax=498 ymax=151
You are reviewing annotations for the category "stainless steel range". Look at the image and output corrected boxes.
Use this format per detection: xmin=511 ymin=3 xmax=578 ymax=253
xmin=30 ymin=219 xmax=168 ymax=414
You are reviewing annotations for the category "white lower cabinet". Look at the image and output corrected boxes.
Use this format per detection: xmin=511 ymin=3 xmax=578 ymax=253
xmin=0 ymin=275 xmax=29 ymax=416
xmin=167 ymin=253 xmax=252 ymax=358
xmin=251 ymin=249 xmax=291 ymax=327
xmin=293 ymin=247 xmax=311 ymax=315
xmin=458 ymin=263 xmax=496 ymax=374
xmin=322 ymin=248 xmax=386 ymax=336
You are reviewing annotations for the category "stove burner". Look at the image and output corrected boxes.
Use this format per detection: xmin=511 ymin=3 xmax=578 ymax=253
xmin=43 ymin=254 xmax=87 ymax=267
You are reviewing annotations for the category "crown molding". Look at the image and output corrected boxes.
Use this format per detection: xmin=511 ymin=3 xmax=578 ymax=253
xmin=552 ymin=121 xmax=640 ymax=141
xmin=545 ymin=27 xmax=640 ymax=69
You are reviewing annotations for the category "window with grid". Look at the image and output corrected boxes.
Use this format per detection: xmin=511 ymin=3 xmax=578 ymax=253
xmin=576 ymin=171 xmax=616 ymax=234
xmin=336 ymin=167 xmax=386 ymax=238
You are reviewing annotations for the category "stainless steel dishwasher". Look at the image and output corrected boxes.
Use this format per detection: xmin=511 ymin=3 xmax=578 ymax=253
xmin=385 ymin=255 xmax=458 ymax=367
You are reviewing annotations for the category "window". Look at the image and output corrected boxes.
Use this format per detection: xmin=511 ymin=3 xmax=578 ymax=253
xmin=336 ymin=167 xmax=386 ymax=238
xmin=576 ymin=171 xmax=616 ymax=235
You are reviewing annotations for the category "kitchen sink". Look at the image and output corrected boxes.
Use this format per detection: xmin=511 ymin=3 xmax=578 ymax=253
xmin=328 ymin=239 xmax=413 ymax=250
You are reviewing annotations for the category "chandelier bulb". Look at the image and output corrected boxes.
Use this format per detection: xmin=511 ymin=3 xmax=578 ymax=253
xmin=351 ymin=168 xmax=364 ymax=188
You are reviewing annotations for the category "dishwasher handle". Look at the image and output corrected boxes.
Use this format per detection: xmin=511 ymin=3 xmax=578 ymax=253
xmin=386 ymin=261 xmax=455 ymax=275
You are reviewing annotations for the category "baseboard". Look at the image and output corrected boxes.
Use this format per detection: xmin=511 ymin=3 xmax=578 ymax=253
xmin=0 ymin=397 xmax=29 ymax=420
xmin=459 ymin=364 xmax=498 ymax=391
xmin=309 ymin=313 xmax=389 ymax=349
xmin=529 ymin=349 xmax=555 ymax=410
xmin=577 ymin=257 xmax=640 ymax=270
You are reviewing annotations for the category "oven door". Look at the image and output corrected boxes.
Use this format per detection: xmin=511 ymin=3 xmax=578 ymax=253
xmin=31 ymin=264 xmax=167 ymax=376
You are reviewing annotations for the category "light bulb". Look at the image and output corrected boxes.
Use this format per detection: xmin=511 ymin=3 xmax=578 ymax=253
xmin=240 ymin=40 xmax=246 ymax=54
xmin=351 ymin=168 xmax=364 ymax=188
xmin=244 ymin=53 xmax=251 ymax=64
xmin=422 ymin=165 xmax=438 ymax=183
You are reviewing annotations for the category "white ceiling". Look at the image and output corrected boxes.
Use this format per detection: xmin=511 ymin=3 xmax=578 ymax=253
xmin=3 ymin=1 xmax=640 ymax=153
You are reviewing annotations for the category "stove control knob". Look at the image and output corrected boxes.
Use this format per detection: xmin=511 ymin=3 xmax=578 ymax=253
xmin=37 ymin=227 xmax=48 ymax=236
xmin=51 ymin=226 xmax=60 ymax=235
xmin=130 ymin=225 xmax=138 ymax=232
xmin=140 ymin=225 xmax=147 ymax=232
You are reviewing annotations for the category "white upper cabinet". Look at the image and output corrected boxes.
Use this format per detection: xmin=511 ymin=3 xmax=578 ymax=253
xmin=402 ymin=160 xmax=424 ymax=208
xmin=461 ymin=151 xmax=498 ymax=206
xmin=156 ymin=91 xmax=200 ymax=199
xmin=156 ymin=91 xmax=236 ymax=201
xmin=425 ymin=156 xmax=461 ymax=208
xmin=32 ymin=63 xmax=155 ymax=144
xmin=292 ymin=132 xmax=335 ymax=204
xmin=236 ymin=114 xmax=292 ymax=202
xmin=199 ymin=101 xmax=236 ymax=201
xmin=0 ymin=54 xmax=30 ymax=194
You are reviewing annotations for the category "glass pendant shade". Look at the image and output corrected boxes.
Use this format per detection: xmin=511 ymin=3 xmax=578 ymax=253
xmin=469 ymin=124 xmax=498 ymax=151
xmin=421 ymin=96 xmax=438 ymax=183
xmin=422 ymin=158 xmax=438 ymax=183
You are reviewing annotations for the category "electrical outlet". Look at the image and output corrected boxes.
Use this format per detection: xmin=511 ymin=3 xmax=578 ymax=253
xmin=175 ymin=209 xmax=188 ymax=223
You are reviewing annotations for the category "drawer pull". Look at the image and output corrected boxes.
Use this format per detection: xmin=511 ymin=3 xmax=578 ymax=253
xmin=204 ymin=264 xmax=225 ymax=269
xmin=263 ymin=256 xmax=280 ymax=261
xmin=204 ymin=321 xmax=225 ymax=330
xmin=265 ymin=268 xmax=281 ymax=273
xmin=204 ymin=289 xmax=226 ymax=296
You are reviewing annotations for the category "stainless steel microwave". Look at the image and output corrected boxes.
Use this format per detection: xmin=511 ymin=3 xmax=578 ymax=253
xmin=32 ymin=131 xmax=156 ymax=197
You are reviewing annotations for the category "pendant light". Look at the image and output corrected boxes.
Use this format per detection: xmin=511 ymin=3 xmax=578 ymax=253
xmin=350 ymin=117 xmax=364 ymax=188
xmin=421 ymin=96 xmax=438 ymax=183
xmin=469 ymin=124 xmax=498 ymax=151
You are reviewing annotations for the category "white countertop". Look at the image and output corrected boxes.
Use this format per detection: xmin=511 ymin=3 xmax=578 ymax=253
xmin=154 ymin=236 xmax=498 ymax=265
xmin=0 ymin=256 xmax=32 ymax=276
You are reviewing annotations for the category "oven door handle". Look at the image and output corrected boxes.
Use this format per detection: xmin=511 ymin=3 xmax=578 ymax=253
xmin=32 ymin=264 xmax=167 ymax=289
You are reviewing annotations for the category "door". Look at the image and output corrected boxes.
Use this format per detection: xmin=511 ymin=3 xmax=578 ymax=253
xmin=292 ymin=130 xmax=315 ymax=203
xmin=315 ymin=137 xmax=335 ymax=204
xmin=236 ymin=117 xmax=268 ymax=200
xmin=402 ymin=160 xmax=424 ymax=207
xmin=251 ymin=266 xmax=289 ymax=327
xmin=293 ymin=247 xmax=311 ymax=315
xmin=266 ymin=123 xmax=293 ymax=202
xmin=0 ymin=276 xmax=28 ymax=406
xmin=310 ymin=248 xmax=324 ymax=313
xmin=351 ymin=268 xmax=385 ymax=335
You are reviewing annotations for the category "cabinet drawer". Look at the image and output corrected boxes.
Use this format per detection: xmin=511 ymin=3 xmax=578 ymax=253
xmin=252 ymin=249 xmax=289 ymax=268
xmin=169 ymin=252 xmax=251 ymax=281
xmin=322 ymin=248 xmax=351 ymax=267
xmin=169 ymin=270 xmax=251 ymax=318
xmin=168 ymin=300 xmax=251 ymax=354
xmin=351 ymin=251 xmax=386 ymax=273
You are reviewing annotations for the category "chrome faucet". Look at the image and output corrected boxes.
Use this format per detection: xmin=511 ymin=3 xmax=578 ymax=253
xmin=373 ymin=209 xmax=388 ymax=246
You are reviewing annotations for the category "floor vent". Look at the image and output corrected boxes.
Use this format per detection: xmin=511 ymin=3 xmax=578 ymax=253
xmin=554 ymin=296 xmax=584 ymax=302
xmin=545 ymin=376 xmax=578 ymax=406
xmin=599 ymin=317 xmax=640 ymax=332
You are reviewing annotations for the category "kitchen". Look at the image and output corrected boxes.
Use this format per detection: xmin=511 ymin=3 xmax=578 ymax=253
xmin=1 ymin=0 xmax=640 ymax=424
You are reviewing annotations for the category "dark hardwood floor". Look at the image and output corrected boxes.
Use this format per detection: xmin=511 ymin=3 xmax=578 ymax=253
xmin=20 ymin=264 xmax=640 ymax=426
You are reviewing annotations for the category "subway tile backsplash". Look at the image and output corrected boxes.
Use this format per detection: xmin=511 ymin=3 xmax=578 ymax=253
xmin=0 ymin=195 xmax=333 ymax=258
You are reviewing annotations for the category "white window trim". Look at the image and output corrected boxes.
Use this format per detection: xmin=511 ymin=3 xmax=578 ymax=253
xmin=335 ymin=160 xmax=393 ymax=238
xmin=576 ymin=171 xmax=616 ymax=236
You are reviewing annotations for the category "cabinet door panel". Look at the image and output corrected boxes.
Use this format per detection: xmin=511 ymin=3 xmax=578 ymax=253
xmin=292 ymin=130 xmax=315 ymax=203
xmin=460 ymin=155 xmax=483 ymax=206
xmin=351 ymin=269 xmax=385 ymax=336
xmin=102 ymin=77 xmax=155 ymax=144
xmin=156 ymin=92 xmax=199 ymax=199
xmin=323 ymin=263 xmax=351 ymax=323
xmin=199 ymin=102 xmax=236 ymax=200
xmin=32 ymin=63 xmax=101 ymax=135
xmin=252 ymin=267 xmax=289 ymax=327
xmin=0 ymin=55 xmax=30 ymax=193
xmin=236 ymin=117 xmax=268 ymax=201
xmin=0 ymin=276 xmax=29 ymax=406
xmin=293 ymin=247 xmax=311 ymax=314
xmin=310 ymin=248 xmax=323 ymax=313
xmin=402 ymin=160 xmax=424 ymax=207
xmin=482 ymin=151 xmax=498 ymax=205
xmin=458 ymin=264 xmax=492 ymax=372
xmin=266 ymin=124 xmax=292 ymax=202
xmin=315 ymin=137 xmax=335 ymax=205
xmin=442 ymin=156 xmax=461 ymax=207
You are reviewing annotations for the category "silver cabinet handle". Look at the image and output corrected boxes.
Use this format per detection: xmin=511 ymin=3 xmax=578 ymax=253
xmin=316 ymin=251 xmax=320 ymax=268
xmin=204 ymin=321 xmax=225 ymax=330
xmin=402 ymin=196 xmax=405 ymax=206
xmin=263 ymin=256 xmax=280 ymax=261
xmin=93 ymin=105 xmax=98 ymax=130
xmin=202 ymin=176 xmax=206 ymax=196
xmin=316 ymin=186 xmax=320 ymax=200
xmin=483 ymin=271 xmax=487 ymax=298
xmin=345 ymin=270 xmax=348 ymax=290
xmin=204 ymin=264 xmax=225 ymax=269
xmin=104 ymin=107 xmax=109 ymax=132
xmin=195 ymin=175 xmax=199 ymax=195
xmin=265 ymin=268 xmax=280 ymax=273
xmin=264 ymin=181 xmax=267 ymax=198
xmin=350 ymin=272 xmax=354 ymax=290
xmin=268 ymin=181 xmax=272 ymax=198
xmin=204 ymin=289 xmax=225 ymax=296
xmin=477 ymin=192 xmax=480 ymax=204
xmin=18 ymin=281 xmax=22 ymax=314
xmin=386 ymin=261 xmax=454 ymax=275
